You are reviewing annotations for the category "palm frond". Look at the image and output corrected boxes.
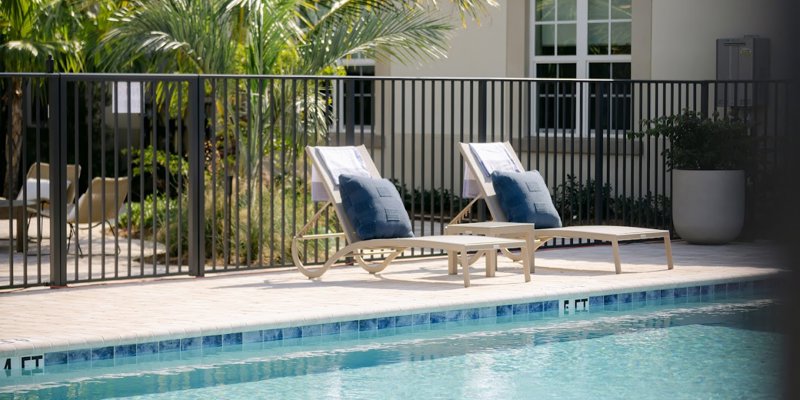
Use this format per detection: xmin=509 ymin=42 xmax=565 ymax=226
xmin=246 ymin=0 xmax=300 ymax=75
xmin=445 ymin=0 xmax=498 ymax=27
xmin=301 ymin=0 xmax=393 ymax=32
xmin=1 ymin=41 xmax=43 ymax=57
xmin=0 ymin=0 xmax=84 ymax=72
xmin=100 ymin=0 xmax=239 ymax=73
xmin=298 ymin=7 xmax=450 ymax=74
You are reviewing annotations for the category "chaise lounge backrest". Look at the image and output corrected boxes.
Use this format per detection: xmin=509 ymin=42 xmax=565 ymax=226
xmin=306 ymin=145 xmax=382 ymax=244
xmin=459 ymin=142 xmax=526 ymax=223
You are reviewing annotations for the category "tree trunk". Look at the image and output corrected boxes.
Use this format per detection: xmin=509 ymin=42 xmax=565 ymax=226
xmin=3 ymin=77 xmax=23 ymax=198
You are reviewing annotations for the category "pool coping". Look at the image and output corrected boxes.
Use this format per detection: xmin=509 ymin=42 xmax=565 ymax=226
xmin=0 ymin=269 xmax=784 ymax=375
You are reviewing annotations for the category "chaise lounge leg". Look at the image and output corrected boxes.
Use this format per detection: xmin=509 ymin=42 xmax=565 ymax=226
xmin=521 ymin=245 xmax=531 ymax=282
xmin=612 ymin=239 xmax=622 ymax=274
xmin=485 ymin=247 xmax=497 ymax=277
xmin=461 ymin=251 xmax=471 ymax=288
xmin=664 ymin=234 xmax=674 ymax=270
xmin=447 ymin=251 xmax=457 ymax=275
xmin=525 ymin=230 xmax=536 ymax=274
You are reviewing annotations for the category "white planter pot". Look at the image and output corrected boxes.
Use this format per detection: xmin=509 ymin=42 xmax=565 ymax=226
xmin=672 ymin=169 xmax=745 ymax=244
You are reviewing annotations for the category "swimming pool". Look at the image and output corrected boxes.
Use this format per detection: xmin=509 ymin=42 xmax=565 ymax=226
xmin=0 ymin=293 xmax=784 ymax=399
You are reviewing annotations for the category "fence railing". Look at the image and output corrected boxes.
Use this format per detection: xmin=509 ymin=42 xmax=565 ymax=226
xmin=0 ymin=72 xmax=789 ymax=288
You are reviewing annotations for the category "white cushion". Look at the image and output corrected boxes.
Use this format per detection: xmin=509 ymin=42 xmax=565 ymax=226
xmin=15 ymin=178 xmax=71 ymax=202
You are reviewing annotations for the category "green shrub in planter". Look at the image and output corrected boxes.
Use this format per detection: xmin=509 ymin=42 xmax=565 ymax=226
xmin=629 ymin=110 xmax=752 ymax=171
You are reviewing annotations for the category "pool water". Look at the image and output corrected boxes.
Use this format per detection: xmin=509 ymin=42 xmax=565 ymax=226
xmin=1 ymin=298 xmax=785 ymax=399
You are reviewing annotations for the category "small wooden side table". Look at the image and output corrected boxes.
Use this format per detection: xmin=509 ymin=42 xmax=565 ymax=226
xmin=445 ymin=221 xmax=535 ymax=276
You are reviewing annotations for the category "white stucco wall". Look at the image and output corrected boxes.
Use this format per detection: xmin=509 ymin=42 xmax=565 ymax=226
xmin=379 ymin=2 xmax=510 ymax=77
xmin=650 ymin=0 xmax=790 ymax=80
xmin=378 ymin=1 xmax=791 ymax=80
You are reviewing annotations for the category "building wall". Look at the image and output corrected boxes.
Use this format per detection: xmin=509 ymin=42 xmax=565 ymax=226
xmin=363 ymin=0 xmax=789 ymax=200
xmin=378 ymin=1 xmax=790 ymax=80
xmin=377 ymin=2 xmax=520 ymax=78
xmin=649 ymin=0 xmax=790 ymax=80
xmin=631 ymin=0 xmax=653 ymax=79
xmin=368 ymin=2 xmax=666 ymax=197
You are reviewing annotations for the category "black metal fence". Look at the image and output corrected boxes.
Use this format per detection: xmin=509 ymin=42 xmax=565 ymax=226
xmin=0 ymin=71 xmax=789 ymax=288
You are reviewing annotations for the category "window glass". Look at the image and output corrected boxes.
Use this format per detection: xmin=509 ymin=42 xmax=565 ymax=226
xmin=536 ymin=63 xmax=577 ymax=78
xmin=558 ymin=63 xmax=577 ymax=78
xmin=536 ymin=63 xmax=577 ymax=130
xmin=588 ymin=62 xmax=632 ymax=130
xmin=588 ymin=0 xmax=609 ymax=20
xmin=589 ymin=63 xmax=611 ymax=79
xmin=610 ymin=22 xmax=631 ymax=54
xmin=537 ymin=86 xmax=576 ymax=130
xmin=588 ymin=62 xmax=630 ymax=79
xmin=537 ymin=63 xmax=558 ymax=78
xmin=557 ymin=0 xmax=576 ymax=21
xmin=557 ymin=24 xmax=577 ymax=55
xmin=611 ymin=0 xmax=632 ymax=19
xmin=536 ymin=0 xmax=556 ymax=21
xmin=587 ymin=23 xmax=609 ymax=55
xmin=612 ymin=62 xmax=631 ymax=79
xmin=536 ymin=25 xmax=556 ymax=56
xmin=343 ymin=65 xmax=374 ymax=127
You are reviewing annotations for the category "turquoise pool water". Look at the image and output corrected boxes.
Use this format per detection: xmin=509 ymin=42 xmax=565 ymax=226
xmin=0 ymin=297 xmax=784 ymax=399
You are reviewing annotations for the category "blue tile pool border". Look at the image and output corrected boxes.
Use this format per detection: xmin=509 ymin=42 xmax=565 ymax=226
xmin=6 ymin=277 xmax=780 ymax=374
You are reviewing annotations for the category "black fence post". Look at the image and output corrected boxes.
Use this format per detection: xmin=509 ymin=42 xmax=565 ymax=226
xmin=477 ymin=80 xmax=488 ymax=221
xmin=188 ymin=76 xmax=206 ymax=277
xmin=478 ymin=80 xmax=488 ymax=142
xmin=701 ymin=81 xmax=710 ymax=117
xmin=345 ymin=79 xmax=355 ymax=145
xmin=594 ymin=81 xmax=605 ymax=225
xmin=47 ymin=56 xmax=68 ymax=287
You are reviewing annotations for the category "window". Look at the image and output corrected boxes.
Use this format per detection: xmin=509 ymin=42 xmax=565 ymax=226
xmin=536 ymin=63 xmax=577 ymax=130
xmin=534 ymin=0 xmax=577 ymax=56
xmin=333 ymin=57 xmax=375 ymax=132
xmin=588 ymin=62 xmax=632 ymax=131
xmin=531 ymin=0 xmax=632 ymax=133
xmin=111 ymin=82 xmax=143 ymax=115
xmin=588 ymin=0 xmax=632 ymax=55
xmin=342 ymin=65 xmax=374 ymax=128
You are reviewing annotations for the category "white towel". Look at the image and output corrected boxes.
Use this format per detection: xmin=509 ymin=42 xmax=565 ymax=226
xmin=462 ymin=143 xmax=521 ymax=198
xmin=311 ymin=146 xmax=371 ymax=202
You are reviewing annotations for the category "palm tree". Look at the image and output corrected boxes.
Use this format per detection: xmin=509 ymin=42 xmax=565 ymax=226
xmin=0 ymin=0 xmax=84 ymax=197
xmin=99 ymin=0 xmax=496 ymax=75
xmin=96 ymin=0 xmax=497 ymax=263
xmin=98 ymin=0 xmax=241 ymax=74
xmin=98 ymin=0 xmax=492 ymax=178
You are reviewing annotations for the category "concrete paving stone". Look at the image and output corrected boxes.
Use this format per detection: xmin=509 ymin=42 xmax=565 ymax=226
xmin=0 ymin=241 xmax=787 ymax=357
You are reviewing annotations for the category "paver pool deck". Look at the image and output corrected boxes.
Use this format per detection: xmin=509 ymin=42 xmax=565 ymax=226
xmin=0 ymin=240 xmax=787 ymax=359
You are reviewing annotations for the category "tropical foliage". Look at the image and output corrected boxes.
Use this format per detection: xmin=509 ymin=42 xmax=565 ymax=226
xmin=0 ymin=0 xmax=85 ymax=196
xmin=552 ymin=174 xmax=671 ymax=228
xmin=4 ymin=0 xmax=495 ymax=265
xmin=97 ymin=0 xmax=458 ymax=187
xmin=95 ymin=0 xmax=498 ymax=75
xmin=630 ymin=110 xmax=752 ymax=170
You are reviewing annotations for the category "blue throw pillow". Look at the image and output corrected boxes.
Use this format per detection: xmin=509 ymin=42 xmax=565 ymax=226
xmin=338 ymin=174 xmax=414 ymax=240
xmin=490 ymin=170 xmax=562 ymax=228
